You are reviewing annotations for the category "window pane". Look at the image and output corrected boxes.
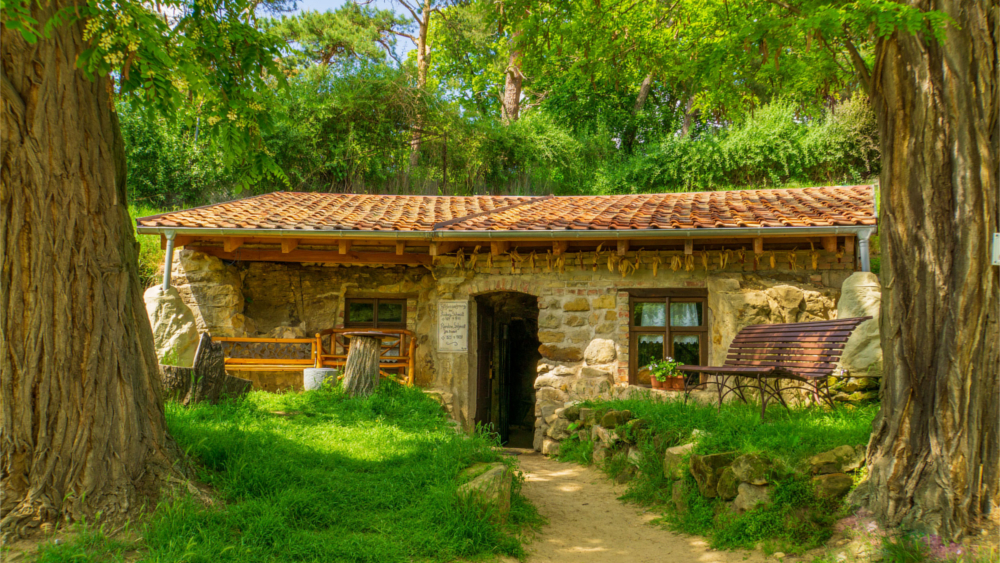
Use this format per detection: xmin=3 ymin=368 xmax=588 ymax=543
xmin=633 ymin=302 xmax=666 ymax=326
xmin=378 ymin=302 xmax=404 ymax=324
xmin=670 ymin=302 xmax=703 ymax=327
xmin=636 ymin=334 xmax=665 ymax=385
xmin=672 ymin=334 xmax=700 ymax=365
xmin=348 ymin=302 xmax=374 ymax=323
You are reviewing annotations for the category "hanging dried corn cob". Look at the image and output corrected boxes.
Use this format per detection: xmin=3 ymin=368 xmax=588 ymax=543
xmin=809 ymin=242 xmax=820 ymax=270
xmin=453 ymin=248 xmax=465 ymax=270
xmin=593 ymin=243 xmax=603 ymax=272
xmin=619 ymin=257 xmax=637 ymax=278
xmin=467 ymin=246 xmax=481 ymax=271
xmin=576 ymin=252 xmax=584 ymax=270
xmin=651 ymin=255 xmax=662 ymax=277
xmin=787 ymin=248 xmax=798 ymax=271
xmin=671 ymin=254 xmax=682 ymax=271
xmin=720 ymin=249 xmax=731 ymax=270
xmin=768 ymin=251 xmax=776 ymax=269
xmin=545 ymin=250 xmax=553 ymax=272
xmin=701 ymin=251 xmax=709 ymax=271
xmin=685 ymin=254 xmax=695 ymax=271
xmin=737 ymin=247 xmax=746 ymax=263
xmin=528 ymin=251 xmax=537 ymax=271
xmin=557 ymin=255 xmax=566 ymax=274
xmin=486 ymin=252 xmax=493 ymax=270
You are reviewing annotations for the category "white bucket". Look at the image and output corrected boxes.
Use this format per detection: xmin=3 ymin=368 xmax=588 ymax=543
xmin=303 ymin=368 xmax=338 ymax=391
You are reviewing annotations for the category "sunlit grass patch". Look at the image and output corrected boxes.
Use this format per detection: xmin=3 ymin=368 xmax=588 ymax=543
xmin=33 ymin=382 xmax=539 ymax=562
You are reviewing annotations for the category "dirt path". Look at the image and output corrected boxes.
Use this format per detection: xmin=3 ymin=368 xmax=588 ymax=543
xmin=507 ymin=450 xmax=770 ymax=563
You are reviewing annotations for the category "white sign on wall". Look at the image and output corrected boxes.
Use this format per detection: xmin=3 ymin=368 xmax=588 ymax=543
xmin=438 ymin=300 xmax=469 ymax=352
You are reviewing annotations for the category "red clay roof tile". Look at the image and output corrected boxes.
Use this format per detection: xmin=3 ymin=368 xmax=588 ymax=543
xmin=136 ymin=186 xmax=876 ymax=233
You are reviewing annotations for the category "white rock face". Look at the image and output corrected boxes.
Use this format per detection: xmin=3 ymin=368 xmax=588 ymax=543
xmin=836 ymin=272 xmax=882 ymax=377
xmin=144 ymin=285 xmax=200 ymax=367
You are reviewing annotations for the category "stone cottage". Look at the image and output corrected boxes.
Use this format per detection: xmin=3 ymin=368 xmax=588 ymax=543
xmin=138 ymin=185 xmax=880 ymax=449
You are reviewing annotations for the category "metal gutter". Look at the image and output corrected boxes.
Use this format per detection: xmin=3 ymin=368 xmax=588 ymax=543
xmin=136 ymin=224 xmax=877 ymax=240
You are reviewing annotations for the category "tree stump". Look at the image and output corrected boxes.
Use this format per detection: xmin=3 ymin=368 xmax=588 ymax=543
xmin=342 ymin=334 xmax=382 ymax=397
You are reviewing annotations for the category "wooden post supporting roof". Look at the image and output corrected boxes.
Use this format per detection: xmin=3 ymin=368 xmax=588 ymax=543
xmin=338 ymin=240 xmax=351 ymax=255
xmin=224 ymin=237 xmax=244 ymax=252
xmin=281 ymin=239 xmax=299 ymax=253
xmin=753 ymin=237 xmax=764 ymax=254
xmin=490 ymin=241 xmax=509 ymax=256
xmin=617 ymin=240 xmax=630 ymax=256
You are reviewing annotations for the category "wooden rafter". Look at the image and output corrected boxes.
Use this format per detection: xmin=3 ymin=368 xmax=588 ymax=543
xmin=281 ymin=239 xmax=299 ymax=253
xmin=186 ymin=246 xmax=432 ymax=266
xmin=224 ymin=237 xmax=244 ymax=252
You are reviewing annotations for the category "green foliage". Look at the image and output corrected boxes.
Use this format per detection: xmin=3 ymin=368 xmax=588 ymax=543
xmin=129 ymin=205 xmax=166 ymax=288
xmin=32 ymin=383 xmax=539 ymax=562
xmin=881 ymin=534 xmax=931 ymax=563
xmin=596 ymin=98 xmax=880 ymax=194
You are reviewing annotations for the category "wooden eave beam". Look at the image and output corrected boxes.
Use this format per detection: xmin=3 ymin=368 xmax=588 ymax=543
xmin=430 ymin=241 xmax=460 ymax=256
xmin=160 ymin=234 xmax=194 ymax=249
xmin=552 ymin=241 xmax=569 ymax=255
xmin=338 ymin=240 xmax=351 ymax=254
xmin=281 ymin=239 xmax=299 ymax=253
xmin=224 ymin=237 xmax=244 ymax=252
xmin=186 ymin=246 xmax=432 ymax=266
xmin=490 ymin=241 xmax=509 ymax=255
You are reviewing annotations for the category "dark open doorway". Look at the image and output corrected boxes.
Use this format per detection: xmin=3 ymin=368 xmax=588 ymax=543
xmin=474 ymin=292 xmax=540 ymax=447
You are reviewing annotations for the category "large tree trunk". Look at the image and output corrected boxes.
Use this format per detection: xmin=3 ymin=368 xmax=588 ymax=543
xmin=853 ymin=0 xmax=999 ymax=539
xmin=501 ymin=31 xmax=524 ymax=124
xmin=1 ymin=0 xmax=175 ymax=539
xmin=342 ymin=336 xmax=382 ymax=397
xmin=622 ymin=72 xmax=654 ymax=154
xmin=408 ymin=0 xmax=432 ymax=172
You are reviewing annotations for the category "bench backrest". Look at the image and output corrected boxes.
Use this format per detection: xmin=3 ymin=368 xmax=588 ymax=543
xmin=724 ymin=317 xmax=872 ymax=379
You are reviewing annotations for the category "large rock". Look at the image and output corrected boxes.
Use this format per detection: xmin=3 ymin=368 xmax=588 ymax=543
xmin=733 ymin=483 xmax=772 ymax=512
xmin=717 ymin=467 xmax=740 ymax=500
xmin=592 ymin=425 xmax=619 ymax=448
xmin=731 ymin=453 xmax=772 ymax=485
xmin=171 ymin=250 xmax=245 ymax=336
xmin=690 ymin=452 xmax=736 ymax=498
xmin=144 ymin=286 xmax=200 ymax=367
xmin=538 ymin=344 xmax=584 ymax=362
xmin=599 ymin=409 xmax=632 ymax=429
xmin=809 ymin=445 xmax=865 ymax=475
xmin=812 ymin=473 xmax=854 ymax=498
xmin=584 ymin=339 xmax=617 ymax=364
xmin=546 ymin=418 xmax=571 ymax=440
xmin=663 ymin=443 xmax=695 ymax=479
xmin=160 ymin=333 xmax=252 ymax=405
xmin=562 ymin=297 xmax=591 ymax=311
xmin=457 ymin=462 xmax=513 ymax=522
xmin=836 ymin=273 xmax=882 ymax=378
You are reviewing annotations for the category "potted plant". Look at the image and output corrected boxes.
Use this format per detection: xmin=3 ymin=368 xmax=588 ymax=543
xmin=646 ymin=357 xmax=683 ymax=390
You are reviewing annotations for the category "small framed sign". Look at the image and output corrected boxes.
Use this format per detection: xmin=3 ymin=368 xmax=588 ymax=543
xmin=993 ymin=233 xmax=1000 ymax=266
xmin=438 ymin=300 xmax=469 ymax=352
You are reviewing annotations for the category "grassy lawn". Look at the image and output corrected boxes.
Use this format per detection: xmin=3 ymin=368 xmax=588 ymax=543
xmin=32 ymin=384 xmax=539 ymax=562
xmin=560 ymin=396 xmax=880 ymax=554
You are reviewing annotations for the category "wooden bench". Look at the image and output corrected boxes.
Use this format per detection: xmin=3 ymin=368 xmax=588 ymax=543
xmin=679 ymin=316 xmax=872 ymax=419
xmin=215 ymin=328 xmax=416 ymax=385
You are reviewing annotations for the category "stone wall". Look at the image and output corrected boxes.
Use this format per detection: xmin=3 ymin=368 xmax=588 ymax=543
xmin=164 ymin=245 xmax=861 ymax=436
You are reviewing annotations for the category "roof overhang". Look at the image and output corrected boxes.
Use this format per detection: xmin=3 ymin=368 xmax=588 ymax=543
xmin=136 ymin=224 xmax=876 ymax=240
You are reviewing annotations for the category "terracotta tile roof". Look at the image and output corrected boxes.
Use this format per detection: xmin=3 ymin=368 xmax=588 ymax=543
xmin=137 ymin=185 xmax=876 ymax=233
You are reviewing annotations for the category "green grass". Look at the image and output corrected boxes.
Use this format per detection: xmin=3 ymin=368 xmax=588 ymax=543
xmin=129 ymin=204 xmax=166 ymax=288
xmin=559 ymin=395 xmax=879 ymax=554
xmin=32 ymin=383 xmax=540 ymax=562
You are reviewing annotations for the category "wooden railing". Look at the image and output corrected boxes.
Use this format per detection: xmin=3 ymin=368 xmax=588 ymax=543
xmin=216 ymin=328 xmax=415 ymax=385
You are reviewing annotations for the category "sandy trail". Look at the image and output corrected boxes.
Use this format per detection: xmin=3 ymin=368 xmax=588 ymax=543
xmin=508 ymin=450 xmax=769 ymax=563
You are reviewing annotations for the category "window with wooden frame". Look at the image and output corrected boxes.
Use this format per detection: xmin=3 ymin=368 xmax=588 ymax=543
xmin=344 ymin=298 xmax=407 ymax=329
xmin=629 ymin=290 xmax=708 ymax=386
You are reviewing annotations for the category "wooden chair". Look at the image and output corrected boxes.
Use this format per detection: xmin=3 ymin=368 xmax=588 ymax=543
xmin=679 ymin=316 xmax=872 ymax=419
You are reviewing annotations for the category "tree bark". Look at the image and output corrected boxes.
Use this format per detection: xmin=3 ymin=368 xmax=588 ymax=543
xmin=342 ymin=336 xmax=381 ymax=397
xmin=852 ymin=0 xmax=999 ymax=539
xmin=623 ymin=72 xmax=654 ymax=154
xmin=408 ymin=0 xmax=432 ymax=171
xmin=501 ymin=30 xmax=524 ymax=125
xmin=1 ymin=0 xmax=176 ymax=539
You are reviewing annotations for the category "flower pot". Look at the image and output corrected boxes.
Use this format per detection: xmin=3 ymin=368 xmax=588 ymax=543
xmin=664 ymin=377 xmax=685 ymax=391
xmin=651 ymin=377 xmax=664 ymax=389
